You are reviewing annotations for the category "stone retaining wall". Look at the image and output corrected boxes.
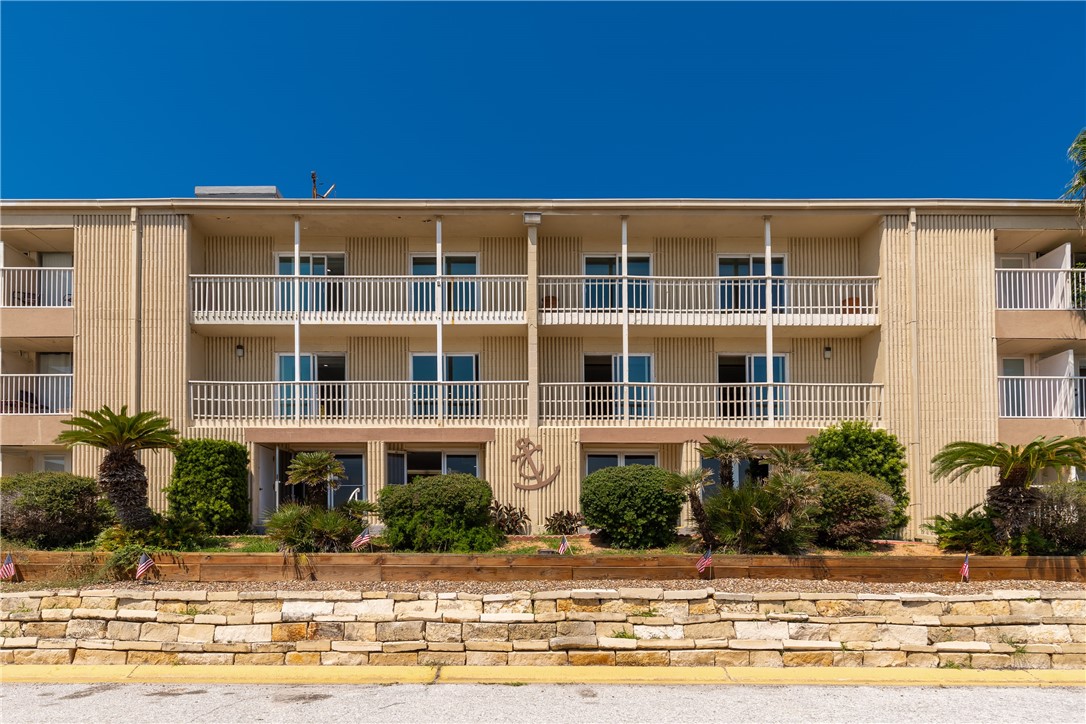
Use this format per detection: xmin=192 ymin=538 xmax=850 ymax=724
xmin=2 ymin=588 xmax=1084 ymax=669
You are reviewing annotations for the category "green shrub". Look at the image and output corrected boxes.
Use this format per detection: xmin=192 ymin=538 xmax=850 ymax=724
xmin=1029 ymin=481 xmax=1086 ymax=555
xmin=704 ymin=472 xmax=819 ymax=554
xmin=490 ymin=501 xmax=531 ymax=535
xmin=544 ymin=510 xmax=585 ymax=536
xmin=264 ymin=504 xmax=363 ymax=553
xmin=96 ymin=513 xmax=210 ymax=552
xmin=813 ymin=471 xmax=894 ymax=550
xmin=166 ymin=439 xmax=250 ymax=535
xmin=579 ymin=465 xmax=684 ymax=549
xmin=378 ymin=473 xmax=504 ymax=552
xmin=808 ymin=421 xmax=909 ymax=532
xmin=0 ymin=472 xmax=113 ymax=548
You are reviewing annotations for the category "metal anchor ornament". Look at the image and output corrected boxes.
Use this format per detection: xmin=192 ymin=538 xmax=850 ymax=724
xmin=511 ymin=437 xmax=561 ymax=490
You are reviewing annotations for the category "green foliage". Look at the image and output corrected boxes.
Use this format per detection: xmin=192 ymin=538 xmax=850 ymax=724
xmin=490 ymin=501 xmax=531 ymax=535
xmin=1063 ymin=127 xmax=1086 ymax=218
xmin=761 ymin=446 xmax=815 ymax=474
xmin=579 ymin=465 xmax=684 ymax=549
xmin=264 ymin=504 xmax=363 ymax=553
xmin=287 ymin=451 xmax=346 ymax=489
xmin=544 ymin=510 xmax=585 ymax=536
xmin=166 ymin=439 xmax=250 ymax=535
xmin=812 ymin=471 xmax=894 ymax=550
xmin=698 ymin=436 xmax=754 ymax=488
xmin=808 ymin=421 xmax=909 ymax=532
xmin=924 ymin=505 xmax=1012 ymax=555
xmin=338 ymin=499 xmax=379 ymax=524
xmin=665 ymin=468 xmax=719 ymax=548
xmin=931 ymin=436 xmax=1086 ymax=488
xmin=0 ymin=472 xmax=113 ymax=548
xmin=96 ymin=513 xmax=210 ymax=552
xmin=1030 ymin=481 xmax=1086 ymax=555
xmin=704 ymin=472 xmax=819 ymax=554
xmin=378 ymin=474 xmax=504 ymax=552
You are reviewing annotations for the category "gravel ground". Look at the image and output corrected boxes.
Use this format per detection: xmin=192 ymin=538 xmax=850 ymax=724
xmin=3 ymin=577 xmax=1082 ymax=596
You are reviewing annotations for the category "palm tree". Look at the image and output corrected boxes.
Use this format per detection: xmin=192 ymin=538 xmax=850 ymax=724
xmin=698 ymin=436 xmax=754 ymax=489
xmin=55 ymin=405 xmax=179 ymax=530
xmin=930 ymin=435 xmax=1086 ymax=544
xmin=761 ymin=446 xmax=814 ymax=475
xmin=286 ymin=451 xmax=345 ymax=506
xmin=1063 ymin=127 xmax=1086 ymax=219
xmin=667 ymin=468 xmax=720 ymax=549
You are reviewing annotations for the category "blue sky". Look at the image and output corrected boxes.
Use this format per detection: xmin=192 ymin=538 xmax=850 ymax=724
xmin=1 ymin=2 xmax=1083 ymax=199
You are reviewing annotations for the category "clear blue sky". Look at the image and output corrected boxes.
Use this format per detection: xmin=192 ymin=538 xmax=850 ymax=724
xmin=2 ymin=2 xmax=1083 ymax=200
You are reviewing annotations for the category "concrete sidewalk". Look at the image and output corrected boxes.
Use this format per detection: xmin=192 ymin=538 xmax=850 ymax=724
xmin=2 ymin=665 xmax=1083 ymax=687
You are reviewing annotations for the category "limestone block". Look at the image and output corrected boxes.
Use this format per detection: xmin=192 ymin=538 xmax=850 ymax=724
xmin=906 ymin=653 xmax=939 ymax=668
xmin=549 ymin=636 xmax=597 ymax=650
xmin=512 ymin=640 xmax=549 ymax=651
xmin=749 ymin=651 xmax=783 ymax=668
xmin=508 ymin=652 xmax=567 ymax=666
xmin=65 ymin=620 xmax=107 ymax=640
xmin=235 ymin=653 xmax=285 ymax=665
xmin=322 ymin=591 xmax=362 ymax=602
xmin=815 ymin=600 xmax=865 ymax=617
xmin=253 ymin=612 xmax=282 ymax=624
xmin=281 ymin=601 xmax=334 ymax=621
xmin=933 ymin=641 xmax=991 ymax=653
xmin=729 ymin=640 xmax=783 ymax=651
xmin=428 ymin=642 xmax=466 ymax=652
xmin=73 ymin=649 xmax=127 ymax=665
xmin=595 ymin=622 xmax=633 ymax=638
xmin=72 ymin=608 xmax=117 ymax=620
xmin=669 ymin=650 xmax=716 ymax=667
xmin=1052 ymin=654 xmax=1086 ymax=668
xmin=140 ymin=623 xmax=179 ymax=643
xmin=193 ymin=615 xmax=228 ymax=625
xmin=464 ymin=651 xmax=507 ymax=666
xmin=715 ymin=651 xmax=750 ymax=666
xmin=177 ymin=624 xmax=216 ymax=643
xmin=383 ymin=641 xmax=427 ymax=653
xmin=480 ymin=613 xmax=534 ymax=623
xmin=509 ymin=623 xmax=556 ymax=640
xmin=321 ymin=652 xmax=368 ymax=665
xmin=1052 ymin=600 xmax=1086 ymax=618
xmin=176 ymin=653 xmax=235 ymax=665
xmin=419 ymin=651 xmax=467 ymax=666
xmin=827 ymin=623 xmax=878 ymax=642
xmin=782 ymin=640 xmax=837 ymax=651
xmin=78 ymin=597 xmax=118 ymax=610
xmin=876 ymin=624 xmax=928 ymax=646
xmin=532 ymin=601 xmax=557 ymax=614
xmin=683 ymin=622 xmax=735 ymax=640
xmin=556 ymin=621 xmax=594 ymax=637
xmin=1 ymin=637 xmax=37 ymax=648
xmin=395 ymin=600 xmax=438 ymax=618
xmin=40 ymin=609 xmax=73 ymax=622
xmin=41 ymin=597 xmax=81 ymax=610
xmin=617 ymin=588 xmax=663 ymax=600
xmin=271 ymin=623 xmax=309 ymax=642
xmin=376 ymin=621 xmax=425 ymax=642
xmin=127 ymin=651 xmax=179 ymax=665
xmin=213 ymin=624 xmax=273 ymax=644
xmin=483 ymin=600 xmax=533 ymax=615
xmin=863 ymin=651 xmax=906 ymax=667
xmin=296 ymin=641 xmax=331 ymax=652
xmin=636 ymin=639 xmax=694 ymax=650
xmin=114 ymin=641 xmax=164 ymax=651
xmin=927 ymin=626 xmax=975 ymax=644
xmin=13 ymin=649 xmax=73 ymax=665
xmin=974 ymin=625 xmax=1071 ymax=645
xmin=567 ymin=612 xmax=626 ymax=622
xmin=788 ymin=623 xmax=830 ymax=640
xmin=106 ymin=621 xmax=142 ymax=641
xmin=116 ymin=609 xmax=158 ymax=622
xmin=734 ymin=621 xmax=790 ymax=640
xmin=783 ymin=652 xmax=834 ymax=667
xmin=462 ymin=623 xmax=509 ymax=641
xmin=343 ymin=622 xmax=377 ymax=641
xmin=615 ymin=651 xmax=670 ymax=666
xmin=598 ymin=636 xmax=637 ymax=650
xmin=633 ymin=625 xmax=684 ymax=640
xmin=331 ymin=641 xmax=382 ymax=652
xmin=1009 ymin=653 xmax=1052 ymax=669
xmin=332 ymin=599 xmax=395 ymax=621
xmin=424 ymin=622 xmax=462 ymax=643
xmin=162 ymin=643 xmax=205 ymax=653
xmin=568 ymin=651 xmax=615 ymax=666
xmin=22 ymin=623 xmax=67 ymax=638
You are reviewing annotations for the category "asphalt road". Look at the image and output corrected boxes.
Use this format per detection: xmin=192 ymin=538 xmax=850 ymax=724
xmin=2 ymin=683 xmax=1084 ymax=724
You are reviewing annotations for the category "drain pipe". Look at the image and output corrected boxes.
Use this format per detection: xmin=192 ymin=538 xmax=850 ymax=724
xmin=293 ymin=217 xmax=301 ymax=422
xmin=129 ymin=207 xmax=142 ymax=411
xmin=907 ymin=208 xmax=922 ymax=535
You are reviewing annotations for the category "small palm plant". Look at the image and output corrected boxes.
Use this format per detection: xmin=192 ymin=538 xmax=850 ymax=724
xmin=698 ymin=436 xmax=754 ymax=489
xmin=286 ymin=451 xmax=345 ymax=506
xmin=55 ymin=405 xmax=179 ymax=530
xmin=930 ymin=436 xmax=1086 ymax=545
xmin=761 ymin=446 xmax=815 ymax=475
xmin=1063 ymin=127 xmax=1086 ymax=219
xmin=667 ymin=468 xmax=720 ymax=549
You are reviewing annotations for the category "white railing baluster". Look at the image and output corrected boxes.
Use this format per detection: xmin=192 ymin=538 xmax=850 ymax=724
xmin=995 ymin=269 xmax=1086 ymax=310
xmin=0 ymin=374 xmax=73 ymax=414
xmin=0 ymin=268 xmax=74 ymax=307
xmin=998 ymin=376 xmax=1085 ymax=418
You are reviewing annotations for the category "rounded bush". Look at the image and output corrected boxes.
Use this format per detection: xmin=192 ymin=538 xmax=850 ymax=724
xmin=579 ymin=465 xmax=684 ymax=549
xmin=378 ymin=473 xmax=504 ymax=552
xmin=264 ymin=504 xmax=364 ymax=553
xmin=813 ymin=471 xmax=893 ymax=550
xmin=0 ymin=472 xmax=112 ymax=548
xmin=166 ymin=439 xmax=251 ymax=534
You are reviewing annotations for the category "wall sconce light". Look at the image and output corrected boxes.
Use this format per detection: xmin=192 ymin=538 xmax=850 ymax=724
xmin=235 ymin=345 xmax=245 ymax=358
xmin=823 ymin=346 xmax=832 ymax=360
xmin=523 ymin=212 xmax=542 ymax=226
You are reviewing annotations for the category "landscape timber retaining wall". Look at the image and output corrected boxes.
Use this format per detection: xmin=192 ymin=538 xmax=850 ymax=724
xmin=2 ymin=588 xmax=1084 ymax=669
xmin=6 ymin=552 xmax=1086 ymax=583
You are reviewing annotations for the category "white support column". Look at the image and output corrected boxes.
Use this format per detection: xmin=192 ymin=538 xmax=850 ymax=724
xmin=293 ymin=217 xmax=302 ymax=422
xmin=524 ymin=214 xmax=540 ymax=430
xmin=129 ymin=207 xmax=142 ymax=412
xmin=621 ymin=216 xmax=630 ymax=422
xmin=764 ymin=216 xmax=774 ymax=425
xmin=435 ymin=216 xmax=445 ymax=423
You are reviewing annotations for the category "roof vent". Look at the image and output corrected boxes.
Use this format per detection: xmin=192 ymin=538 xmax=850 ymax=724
xmin=194 ymin=185 xmax=282 ymax=199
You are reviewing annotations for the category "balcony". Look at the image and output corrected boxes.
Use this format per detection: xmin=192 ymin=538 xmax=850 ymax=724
xmin=539 ymin=382 xmax=883 ymax=427
xmin=190 ymin=275 xmax=526 ymax=325
xmin=998 ymin=376 xmax=1086 ymax=419
xmin=189 ymin=381 xmax=528 ymax=425
xmin=1 ymin=267 xmax=73 ymax=308
xmin=538 ymin=276 xmax=878 ymax=326
xmin=0 ymin=374 xmax=72 ymax=414
xmin=995 ymin=269 xmax=1086 ymax=311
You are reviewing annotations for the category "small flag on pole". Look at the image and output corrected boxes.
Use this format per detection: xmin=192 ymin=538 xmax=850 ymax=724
xmin=696 ymin=548 xmax=713 ymax=573
xmin=0 ymin=554 xmax=15 ymax=581
xmin=135 ymin=553 xmax=155 ymax=580
xmin=959 ymin=553 xmax=970 ymax=582
xmin=558 ymin=536 xmax=570 ymax=555
xmin=351 ymin=527 xmax=372 ymax=550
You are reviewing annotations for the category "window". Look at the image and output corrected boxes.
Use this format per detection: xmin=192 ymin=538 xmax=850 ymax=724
xmin=276 ymin=254 xmax=345 ymax=312
xmin=411 ymin=255 xmax=479 ymax=312
xmin=583 ymin=354 xmax=653 ymax=419
xmin=276 ymin=353 xmax=346 ymax=418
xmin=700 ymin=456 xmax=768 ymax=494
xmin=278 ymin=451 xmax=364 ymax=508
xmin=719 ymin=255 xmax=785 ymax=311
xmin=718 ymin=354 xmax=787 ymax=419
xmin=411 ymin=354 xmax=479 ymax=419
xmin=583 ymin=255 xmax=651 ymax=310
xmin=585 ymin=452 xmax=657 ymax=476
xmin=387 ymin=451 xmax=480 ymax=484
xmin=41 ymin=454 xmax=68 ymax=473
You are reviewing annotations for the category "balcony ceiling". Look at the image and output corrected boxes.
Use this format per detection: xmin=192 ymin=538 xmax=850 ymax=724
xmin=0 ymin=227 xmax=74 ymax=252
xmin=994 ymin=228 xmax=1084 ymax=254
xmin=996 ymin=339 xmax=1086 ymax=356
xmin=0 ymin=337 xmax=74 ymax=353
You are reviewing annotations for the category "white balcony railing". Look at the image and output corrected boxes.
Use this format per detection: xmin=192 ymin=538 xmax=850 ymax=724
xmin=540 ymin=382 xmax=883 ymax=427
xmin=538 ymin=276 xmax=878 ymax=325
xmin=999 ymin=376 xmax=1086 ymax=418
xmin=995 ymin=269 xmax=1086 ymax=310
xmin=189 ymin=381 xmax=528 ymax=425
xmin=0 ymin=374 xmax=73 ymax=414
xmin=1 ymin=268 xmax=73 ymax=307
xmin=190 ymin=275 xmax=526 ymax=324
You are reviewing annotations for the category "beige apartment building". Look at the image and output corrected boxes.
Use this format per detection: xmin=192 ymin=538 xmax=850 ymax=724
xmin=1 ymin=191 xmax=1082 ymax=538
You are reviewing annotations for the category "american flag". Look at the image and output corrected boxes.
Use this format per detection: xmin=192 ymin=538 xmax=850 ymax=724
xmin=135 ymin=553 xmax=156 ymax=580
xmin=558 ymin=536 xmax=570 ymax=555
xmin=695 ymin=548 xmax=713 ymax=573
xmin=959 ymin=553 xmax=970 ymax=582
xmin=351 ymin=528 xmax=372 ymax=550
xmin=0 ymin=554 xmax=15 ymax=581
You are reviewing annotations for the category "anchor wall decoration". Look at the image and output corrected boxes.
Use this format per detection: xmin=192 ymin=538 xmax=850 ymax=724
xmin=511 ymin=437 xmax=561 ymax=491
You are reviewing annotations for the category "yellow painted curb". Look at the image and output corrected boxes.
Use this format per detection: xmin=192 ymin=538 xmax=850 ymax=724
xmin=723 ymin=667 xmax=1046 ymax=687
xmin=1025 ymin=670 xmax=1086 ymax=687
xmin=437 ymin=665 xmax=729 ymax=685
xmin=0 ymin=665 xmax=435 ymax=685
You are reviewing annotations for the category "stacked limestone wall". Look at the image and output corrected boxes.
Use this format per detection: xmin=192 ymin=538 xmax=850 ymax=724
xmin=1 ymin=588 xmax=1083 ymax=668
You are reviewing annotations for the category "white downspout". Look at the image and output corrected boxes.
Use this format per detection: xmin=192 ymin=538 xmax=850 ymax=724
xmin=621 ymin=216 xmax=630 ymax=422
xmin=129 ymin=207 xmax=142 ymax=412
xmin=764 ymin=216 xmax=774 ymax=424
xmin=908 ymin=208 xmax=922 ymax=534
xmin=293 ymin=217 xmax=302 ymax=421
xmin=435 ymin=216 xmax=445 ymax=424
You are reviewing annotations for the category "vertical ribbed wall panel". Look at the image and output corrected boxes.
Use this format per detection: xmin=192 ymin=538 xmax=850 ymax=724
xmin=365 ymin=440 xmax=386 ymax=503
xmin=71 ymin=214 xmax=131 ymax=479
xmin=540 ymin=236 xmax=581 ymax=276
xmin=348 ymin=237 xmax=407 ymax=275
xmin=655 ymin=338 xmax=714 ymax=383
xmin=480 ymin=237 xmax=526 ymax=275
xmin=535 ymin=427 xmax=583 ymax=525
xmin=790 ymin=238 xmax=859 ymax=276
xmin=488 ymin=427 xmax=533 ymax=514
xmin=140 ymin=214 xmax=188 ymax=510
xmin=348 ymin=337 xmax=408 ymax=380
xmin=655 ymin=237 xmax=714 ymax=276
xmin=206 ymin=337 xmax=275 ymax=381
xmin=540 ymin=337 xmax=583 ymax=383
xmin=204 ymin=236 xmax=273 ymax=274
xmin=792 ymin=338 xmax=861 ymax=383
xmin=482 ymin=337 xmax=527 ymax=380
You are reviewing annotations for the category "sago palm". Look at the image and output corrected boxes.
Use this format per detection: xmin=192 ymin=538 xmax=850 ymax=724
xmin=698 ymin=436 xmax=754 ymax=489
xmin=287 ymin=451 xmax=345 ymax=491
xmin=761 ymin=446 xmax=815 ymax=475
xmin=667 ymin=468 xmax=720 ymax=549
xmin=55 ymin=405 xmax=179 ymax=530
xmin=1063 ymin=127 xmax=1086 ymax=219
xmin=930 ymin=436 xmax=1086 ymax=543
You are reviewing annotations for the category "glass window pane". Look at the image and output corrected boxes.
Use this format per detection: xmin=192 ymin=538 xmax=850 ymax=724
xmin=586 ymin=454 xmax=619 ymax=475
xmin=444 ymin=256 xmax=477 ymax=275
xmin=412 ymin=257 xmax=437 ymax=276
xmin=411 ymin=355 xmax=438 ymax=381
xmin=445 ymin=454 xmax=478 ymax=476
xmin=278 ymin=257 xmax=294 ymax=275
xmin=719 ymin=258 xmax=749 ymax=277
xmin=387 ymin=453 xmax=407 ymax=485
xmin=445 ymin=355 xmax=477 ymax=382
xmin=42 ymin=454 xmax=68 ymax=472
xmin=627 ymin=257 xmax=651 ymax=276
xmin=627 ymin=356 xmax=652 ymax=383
xmin=584 ymin=257 xmax=618 ymax=276
xmin=406 ymin=451 xmax=442 ymax=478
xmin=624 ymin=454 xmax=656 ymax=467
xmin=1001 ymin=359 xmax=1026 ymax=376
